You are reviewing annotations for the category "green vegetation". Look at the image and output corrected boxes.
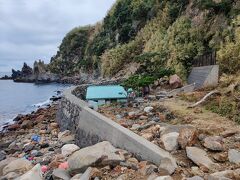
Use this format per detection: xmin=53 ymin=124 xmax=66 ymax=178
xmin=205 ymin=96 xmax=240 ymax=124
xmin=122 ymin=67 xmax=175 ymax=90
xmin=49 ymin=0 xmax=240 ymax=80
xmin=217 ymin=16 xmax=240 ymax=74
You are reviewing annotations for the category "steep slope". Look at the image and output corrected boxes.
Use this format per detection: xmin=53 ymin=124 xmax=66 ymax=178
xmin=49 ymin=0 xmax=240 ymax=80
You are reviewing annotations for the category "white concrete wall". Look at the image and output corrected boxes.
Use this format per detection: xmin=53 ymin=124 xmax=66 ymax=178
xmin=57 ymin=87 xmax=177 ymax=168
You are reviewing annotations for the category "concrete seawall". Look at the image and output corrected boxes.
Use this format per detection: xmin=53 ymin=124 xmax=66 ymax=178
xmin=57 ymin=86 xmax=176 ymax=168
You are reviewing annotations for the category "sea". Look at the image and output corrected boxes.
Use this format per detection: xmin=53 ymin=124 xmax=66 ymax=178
xmin=0 ymin=72 xmax=70 ymax=127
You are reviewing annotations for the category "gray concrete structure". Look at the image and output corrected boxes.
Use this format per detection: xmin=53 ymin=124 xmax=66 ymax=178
xmin=188 ymin=65 xmax=219 ymax=89
xmin=57 ymin=87 xmax=177 ymax=169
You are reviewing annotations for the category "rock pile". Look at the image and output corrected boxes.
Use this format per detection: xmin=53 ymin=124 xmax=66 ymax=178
xmin=99 ymin=102 xmax=240 ymax=179
xmin=0 ymin=105 xmax=179 ymax=180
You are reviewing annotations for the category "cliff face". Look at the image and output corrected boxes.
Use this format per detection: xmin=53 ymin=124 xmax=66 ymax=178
xmin=49 ymin=0 xmax=240 ymax=80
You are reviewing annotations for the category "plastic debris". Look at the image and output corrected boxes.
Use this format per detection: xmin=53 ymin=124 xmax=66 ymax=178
xmin=58 ymin=162 xmax=69 ymax=170
xmin=41 ymin=165 xmax=48 ymax=173
xmin=31 ymin=134 xmax=41 ymax=143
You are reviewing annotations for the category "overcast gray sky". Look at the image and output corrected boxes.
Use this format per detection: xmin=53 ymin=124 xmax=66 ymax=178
xmin=0 ymin=0 xmax=116 ymax=72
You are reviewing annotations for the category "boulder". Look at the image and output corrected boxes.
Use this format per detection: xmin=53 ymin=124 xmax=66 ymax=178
xmin=0 ymin=157 xmax=16 ymax=176
xmin=186 ymin=147 xmax=217 ymax=169
xmin=1 ymin=172 xmax=20 ymax=179
xmin=207 ymin=170 xmax=235 ymax=180
xmin=68 ymin=141 xmax=125 ymax=174
xmin=18 ymin=164 xmax=42 ymax=180
xmin=178 ymin=128 xmax=198 ymax=149
xmin=2 ymin=158 xmax=33 ymax=176
xmin=161 ymin=132 xmax=179 ymax=151
xmin=7 ymin=124 xmax=20 ymax=131
xmin=203 ymin=136 xmax=224 ymax=151
xmin=169 ymin=74 xmax=182 ymax=89
xmin=52 ymin=168 xmax=71 ymax=180
xmin=228 ymin=149 xmax=240 ymax=164
xmin=61 ymin=144 xmax=80 ymax=156
xmin=20 ymin=120 xmax=33 ymax=129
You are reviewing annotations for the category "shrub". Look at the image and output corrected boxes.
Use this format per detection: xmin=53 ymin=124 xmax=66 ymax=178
xmin=217 ymin=16 xmax=240 ymax=74
xmin=122 ymin=75 xmax=155 ymax=90
xmin=101 ymin=39 xmax=143 ymax=77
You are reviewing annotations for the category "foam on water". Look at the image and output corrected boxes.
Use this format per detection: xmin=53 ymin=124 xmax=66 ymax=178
xmin=0 ymin=79 xmax=70 ymax=128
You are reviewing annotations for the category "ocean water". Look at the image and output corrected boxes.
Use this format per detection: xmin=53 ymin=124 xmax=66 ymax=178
xmin=0 ymin=77 xmax=69 ymax=127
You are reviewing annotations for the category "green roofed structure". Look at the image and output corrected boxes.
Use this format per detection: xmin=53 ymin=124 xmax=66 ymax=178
xmin=86 ymin=85 xmax=127 ymax=106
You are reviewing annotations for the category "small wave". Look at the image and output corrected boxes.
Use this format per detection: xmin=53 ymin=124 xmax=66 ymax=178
xmin=33 ymin=99 xmax=51 ymax=108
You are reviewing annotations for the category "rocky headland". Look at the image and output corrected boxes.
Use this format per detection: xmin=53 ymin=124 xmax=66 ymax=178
xmin=11 ymin=61 xmax=60 ymax=83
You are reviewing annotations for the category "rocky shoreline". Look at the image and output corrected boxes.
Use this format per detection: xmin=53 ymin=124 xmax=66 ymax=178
xmin=0 ymin=104 xmax=174 ymax=180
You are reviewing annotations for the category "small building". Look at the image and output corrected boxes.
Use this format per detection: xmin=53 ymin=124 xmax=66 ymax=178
xmin=86 ymin=85 xmax=127 ymax=106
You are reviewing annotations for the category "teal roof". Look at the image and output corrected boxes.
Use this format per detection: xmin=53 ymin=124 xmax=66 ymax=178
xmin=86 ymin=85 xmax=127 ymax=100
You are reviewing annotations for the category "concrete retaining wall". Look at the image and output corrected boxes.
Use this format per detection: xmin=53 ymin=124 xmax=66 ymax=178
xmin=57 ymin=87 xmax=176 ymax=167
xmin=188 ymin=65 xmax=219 ymax=89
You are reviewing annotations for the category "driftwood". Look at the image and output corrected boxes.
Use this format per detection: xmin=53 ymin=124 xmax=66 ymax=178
xmin=188 ymin=90 xmax=221 ymax=108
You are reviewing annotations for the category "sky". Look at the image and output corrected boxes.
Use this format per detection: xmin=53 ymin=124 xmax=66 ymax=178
xmin=0 ymin=0 xmax=116 ymax=72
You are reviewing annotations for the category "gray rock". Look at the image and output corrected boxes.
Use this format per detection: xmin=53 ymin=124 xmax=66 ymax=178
xmin=228 ymin=149 xmax=240 ymax=164
xmin=128 ymin=111 xmax=136 ymax=117
xmin=1 ymin=172 xmax=20 ymax=179
xmin=154 ymin=176 xmax=173 ymax=180
xmin=3 ymin=158 xmax=33 ymax=176
xmin=131 ymin=124 xmax=141 ymax=130
xmin=18 ymin=164 xmax=42 ymax=180
xmin=160 ymin=125 xmax=193 ymax=136
xmin=186 ymin=176 xmax=204 ymax=180
xmin=52 ymin=168 xmax=71 ymax=180
xmin=0 ymin=157 xmax=16 ymax=176
xmin=61 ymin=144 xmax=80 ymax=156
xmin=206 ymin=170 xmax=234 ymax=180
xmin=152 ymin=117 xmax=160 ymax=122
xmin=203 ymin=136 xmax=224 ymax=151
xmin=68 ymin=141 xmax=125 ymax=173
xmin=161 ymin=132 xmax=179 ymax=151
xmin=59 ymin=135 xmax=75 ymax=144
xmin=186 ymin=147 xmax=217 ymax=169
xmin=144 ymin=107 xmax=154 ymax=113
xmin=24 ymin=144 xmax=35 ymax=152
xmin=116 ymin=114 xmax=122 ymax=120
xmin=0 ymin=151 xmax=6 ymax=161
xmin=31 ymin=150 xmax=43 ymax=157
xmin=158 ymin=158 xmax=176 ymax=175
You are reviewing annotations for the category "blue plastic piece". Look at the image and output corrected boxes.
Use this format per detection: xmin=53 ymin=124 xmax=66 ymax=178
xmin=31 ymin=135 xmax=41 ymax=143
